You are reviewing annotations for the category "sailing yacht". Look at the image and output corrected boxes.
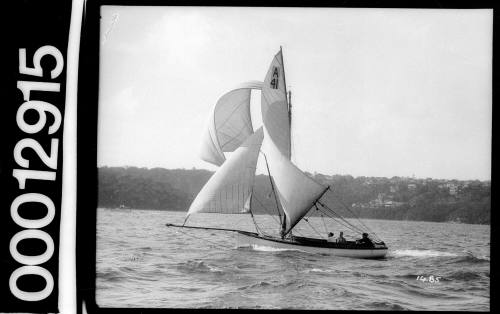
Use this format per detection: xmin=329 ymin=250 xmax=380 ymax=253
xmin=167 ymin=47 xmax=388 ymax=259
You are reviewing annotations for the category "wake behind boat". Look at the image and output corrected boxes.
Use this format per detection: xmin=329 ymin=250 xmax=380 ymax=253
xmin=167 ymin=47 xmax=388 ymax=259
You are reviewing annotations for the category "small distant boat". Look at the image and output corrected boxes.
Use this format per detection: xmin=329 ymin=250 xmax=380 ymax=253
xmin=167 ymin=47 xmax=388 ymax=259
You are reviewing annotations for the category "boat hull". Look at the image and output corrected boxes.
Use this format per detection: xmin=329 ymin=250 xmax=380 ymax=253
xmin=236 ymin=231 xmax=388 ymax=259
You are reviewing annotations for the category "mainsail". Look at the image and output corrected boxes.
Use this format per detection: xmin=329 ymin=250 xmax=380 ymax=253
xmin=261 ymin=50 xmax=291 ymax=160
xmin=200 ymin=81 xmax=263 ymax=166
xmin=260 ymin=49 xmax=327 ymax=235
xmin=188 ymin=128 xmax=264 ymax=215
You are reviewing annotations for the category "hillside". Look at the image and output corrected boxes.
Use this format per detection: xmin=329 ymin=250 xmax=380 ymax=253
xmin=98 ymin=166 xmax=490 ymax=224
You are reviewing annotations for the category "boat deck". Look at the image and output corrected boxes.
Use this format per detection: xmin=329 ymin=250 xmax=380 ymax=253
xmin=238 ymin=230 xmax=387 ymax=250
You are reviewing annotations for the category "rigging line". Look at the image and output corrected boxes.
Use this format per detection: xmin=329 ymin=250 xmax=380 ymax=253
xmin=324 ymin=190 xmax=371 ymax=229
xmin=302 ymin=216 xmax=325 ymax=239
xmin=325 ymin=213 xmax=365 ymax=236
xmin=313 ymin=205 xmax=361 ymax=234
xmin=260 ymin=151 xmax=282 ymax=227
xmin=317 ymin=201 xmax=364 ymax=232
xmin=316 ymin=199 xmax=367 ymax=232
xmin=301 ymin=209 xmax=326 ymax=238
xmin=252 ymin=194 xmax=281 ymax=226
xmin=318 ymin=202 xmax=368 ymax=235
xmin=172 ymin=227 xmax=232 ymax=251
xmin=316 ymin=204 xmax=366 ymax=235
xmin=317 ymin=208 xmax=365 ymax=236
xmin=249 ymin=208 xmax=262 ymax=234
xmin=320 ymin=211 xmax=329 ymax=235
xmin=247 ymin=190 xmax=263 ymax=235
xmin=288 ymin=225 xmax=306 ymax=238
xmin=323 ymin=192 xmax=379 ymax=238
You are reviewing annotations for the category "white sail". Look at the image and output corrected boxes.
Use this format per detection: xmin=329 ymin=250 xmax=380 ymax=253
xmin=260 ymin=49 xmax=326 ymax=234
xmin=261 ymin=50 xmax=291 ymax=160
xmin=265 ymin=141 xmax=327 ymax=235
xmin=200 ymin=81 xmax=263 ymax=166
xmin=188 ymin=128 xmax=264 ymax=215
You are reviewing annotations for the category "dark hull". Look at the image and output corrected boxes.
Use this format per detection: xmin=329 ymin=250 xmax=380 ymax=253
xmin=236 ymin=231 xmax=388 ymax=259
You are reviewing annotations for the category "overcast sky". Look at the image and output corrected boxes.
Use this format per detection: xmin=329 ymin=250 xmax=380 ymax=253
xmin=98 ymin=6 xmax=492 ymax=181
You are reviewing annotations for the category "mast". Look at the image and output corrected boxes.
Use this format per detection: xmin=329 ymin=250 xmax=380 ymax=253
xmin=280 ymin=46 xmax=292 ymax=239
xmin=279 ymin=46 xmax=290 ymax=238
xmin=280 ymin=46 xmax=290 ymax=159
xmin=288 ymin=90 xmax=292 ymax=159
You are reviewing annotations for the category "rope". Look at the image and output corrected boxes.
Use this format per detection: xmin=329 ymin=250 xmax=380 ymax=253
xmin=318 ymin=205 xmax=329 ymax=234
xmin=249 ymin=209 xmax=262 ymax=234
xmin=289 ymin=227 xmax=306 ymax=237
xmin=253 ymin=195 xmax=281 ymax=226
xmin=172 ymin=227 xmax=233 ymax=251
xmin=327 ymin=191 xmax=377 ymax=234
xmin=305 ymin=205 xmax=349 ymax=238
xmin=325 ymin=191 xmax=381 ymax=241
xmin=317 ymin=201 xmax=363 ymax=232
xmin=261 ymin=151 xmax=282 ymax=226
xmin=318 ymin=208 xmax=363 ymax=235
xmin=317 ymin=203 xmax=366 ymax=235
xmin=302 ymin=216 xmax=325 ymax=239
xmin=319 ymin=195 xmax=381 ymax=242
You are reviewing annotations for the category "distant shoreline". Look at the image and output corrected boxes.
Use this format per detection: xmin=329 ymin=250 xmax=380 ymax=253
xmin=98 ymin=166 xmax=490 ymax=225
xmin=97 ymin=207 xmax=491 ymax=226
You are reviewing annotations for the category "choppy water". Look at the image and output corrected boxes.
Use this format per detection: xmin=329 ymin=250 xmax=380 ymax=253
xmin=96 ymin=208 xmax=490 ymax=310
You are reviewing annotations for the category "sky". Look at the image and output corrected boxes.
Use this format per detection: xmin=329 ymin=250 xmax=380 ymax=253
xmin=98 ymin=6 xmax=492 ymax=181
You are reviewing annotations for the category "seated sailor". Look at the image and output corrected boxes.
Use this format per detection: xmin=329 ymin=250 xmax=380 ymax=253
xmin=327 ymin=232 xmax=335 ymax=242
xmin=336 ymin=231 xmax=347 ymax=243
xmin=356 ymin=233 xmax=374 ymax=246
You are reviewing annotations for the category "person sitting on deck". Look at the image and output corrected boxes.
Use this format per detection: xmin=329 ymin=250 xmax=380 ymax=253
xmin=327 ymin=232 xmax=335 ymax=242
xmin=336 ymin=231 xmax=347 ymax=243
xmin=356 ymin=233 xmax=374 ymax=246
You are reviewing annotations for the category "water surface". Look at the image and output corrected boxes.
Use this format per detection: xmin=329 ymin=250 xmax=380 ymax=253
xmin=96 ymin=208 xmax=489 ymax=310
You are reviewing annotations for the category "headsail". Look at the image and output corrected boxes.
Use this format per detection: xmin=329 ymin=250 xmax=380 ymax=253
xmin=261 ymin=50 xmax=291 ymax=160
xmin=188 ymin=128 xmax=264 ymax=215
xmin=200 ymin=81 xmax=263 ymax=166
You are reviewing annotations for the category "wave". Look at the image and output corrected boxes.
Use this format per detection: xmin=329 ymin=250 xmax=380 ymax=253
xmin=390 ymin=249 xmax=490 ymax=263
xmin=246 ymin=244 xmax=306 ymax=253
xmin=240 ymin=278 xmax=311 ymax=291
xmin=391 ymin=249 xmax=458 ymax=258
xmin=442 ymin=270 xmax=489 ymax=281
xmin=97 ymin=269 xmax=126 ymax=282
xmin=456 ymin=251 xmax=490 ymax=263
xmin=305 ymin=268 xmax=333 ymax=274
xmin=177 ymin=260 xmax=224 ymax=274
xmin=367 ymin=301 xmax=408 ymax=310
xmin=238 ymin=280 xmax=272 ymax=290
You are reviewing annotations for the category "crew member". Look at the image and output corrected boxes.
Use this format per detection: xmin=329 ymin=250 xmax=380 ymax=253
xmin=356 ymin=233 xmax=373 ymax=246
xmin=336 ymin=231 xmax=347 ymax=243
xmin=327 ymin=232 xmax=335 ymax=242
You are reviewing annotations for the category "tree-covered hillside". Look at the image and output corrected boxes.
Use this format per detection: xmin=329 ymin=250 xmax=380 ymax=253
xmin=98 ymin=166 xmax=490 ymax=224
